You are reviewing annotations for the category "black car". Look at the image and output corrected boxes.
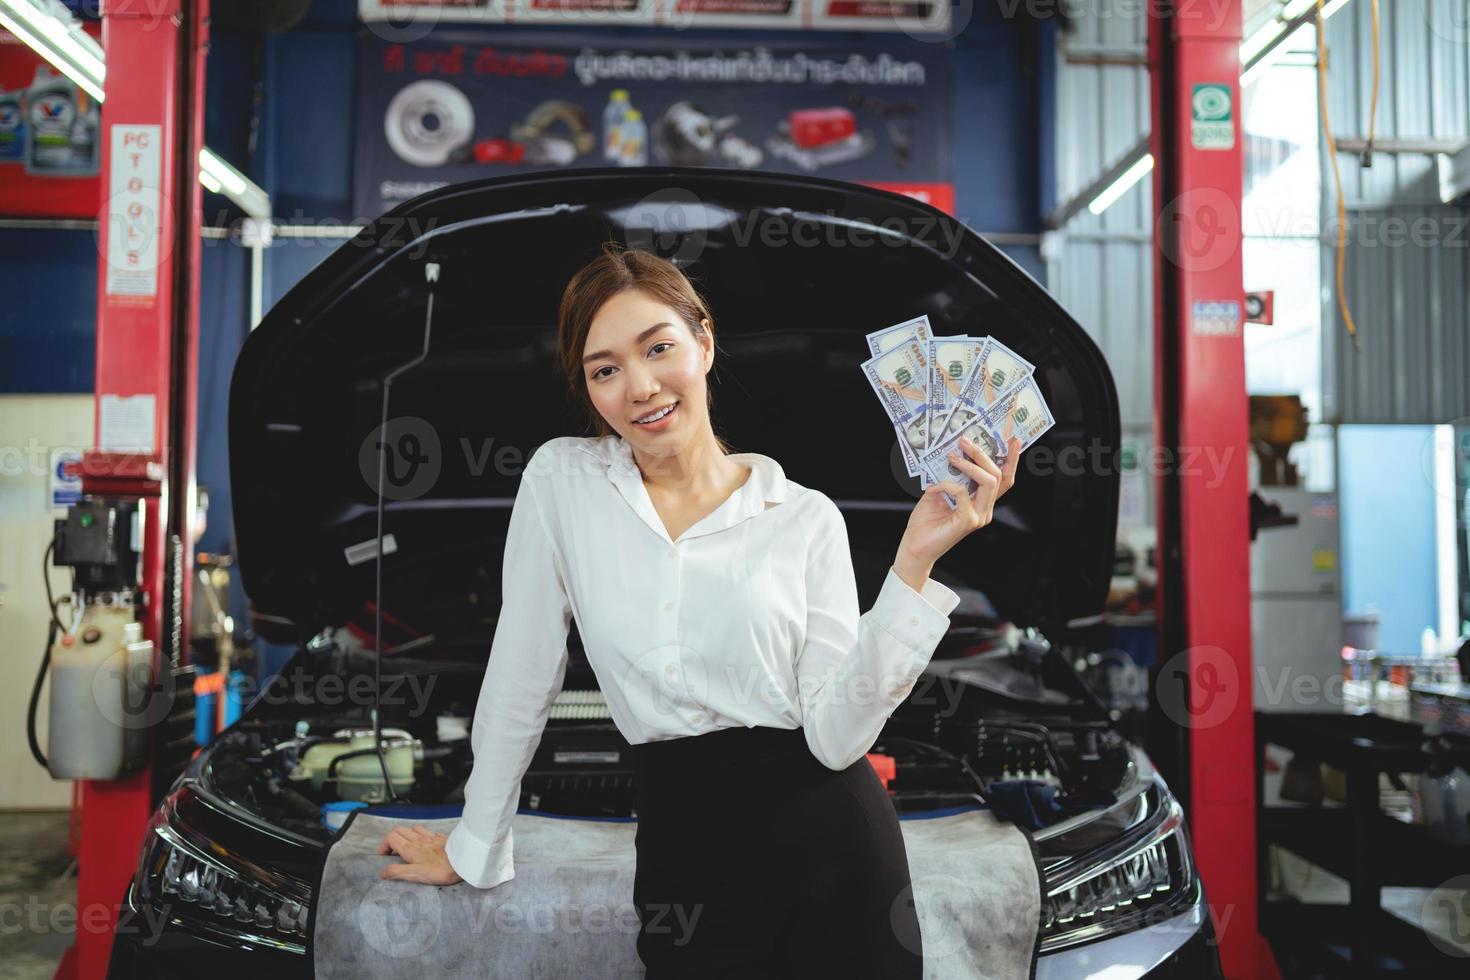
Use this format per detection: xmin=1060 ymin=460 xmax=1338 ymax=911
xmin=110 ymin=169 xmax=1223 ymax=979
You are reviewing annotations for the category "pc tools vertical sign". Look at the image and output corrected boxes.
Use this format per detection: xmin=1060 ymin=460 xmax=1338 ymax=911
xmin=104 ymin=124 xmax=163 ymax=303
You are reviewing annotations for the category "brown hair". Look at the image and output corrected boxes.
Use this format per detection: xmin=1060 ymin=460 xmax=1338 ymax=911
xmin=556 ymin=242 xmax=735 ymax=454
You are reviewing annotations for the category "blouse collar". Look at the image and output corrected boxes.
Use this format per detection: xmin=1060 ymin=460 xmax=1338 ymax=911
xmin=576 ymin=434 xmax=788 ymax=545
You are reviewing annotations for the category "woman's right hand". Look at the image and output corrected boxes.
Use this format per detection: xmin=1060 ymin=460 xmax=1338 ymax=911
xmin=376 ymin=825 xmax=464 ymax=886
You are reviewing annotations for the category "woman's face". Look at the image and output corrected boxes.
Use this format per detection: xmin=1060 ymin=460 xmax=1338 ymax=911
xmin=581 ymin=289 xmax=713 ymax=455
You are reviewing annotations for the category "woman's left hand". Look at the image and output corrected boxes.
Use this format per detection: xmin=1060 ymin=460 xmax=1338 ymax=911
xmin=896 ymin=434 xmax=1021 ymax=574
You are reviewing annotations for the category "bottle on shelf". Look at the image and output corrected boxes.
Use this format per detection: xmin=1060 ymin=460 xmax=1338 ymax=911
xmin=1416 ymin=718 xmax=1470 ymax=845
xmin=619 ymin=109 xmax=647 ymax=167
xmin=602 ymin=89 xmax=631 ymax=163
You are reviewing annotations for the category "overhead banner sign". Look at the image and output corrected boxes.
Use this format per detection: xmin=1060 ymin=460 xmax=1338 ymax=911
xmin=359 ymin=0 xmax=950 ymax=34
xmin=353 ymin=30 xmax=953 ymax=218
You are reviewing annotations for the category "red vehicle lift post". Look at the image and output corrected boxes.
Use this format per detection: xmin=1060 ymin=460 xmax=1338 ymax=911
xmin=65 ymin=2 xmax=207 ymax=977
xmin=1148 ymin=2 xmax=1277 ymax=977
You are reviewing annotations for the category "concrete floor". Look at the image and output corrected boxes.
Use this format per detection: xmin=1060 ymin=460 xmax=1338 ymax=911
xmin=0 ymin=811 xmax=76 ymax=980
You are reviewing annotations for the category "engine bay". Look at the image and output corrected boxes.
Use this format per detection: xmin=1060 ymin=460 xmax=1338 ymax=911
xmin=201 ymin=629 xmax=1136 ymax=844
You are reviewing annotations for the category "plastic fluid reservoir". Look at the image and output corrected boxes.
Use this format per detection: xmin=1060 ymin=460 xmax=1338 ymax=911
xmin=296 ymin=730 xmax=417 ymax=802
xmin=47 ymin=605 xmax=138 ymax=780
xmin=0 ymin=86 xmax=24 ymax=163
xmin=24 ymin=67 xmax=99 ymax=177
xmin=335 ymin=735 xmax=416 ymax=802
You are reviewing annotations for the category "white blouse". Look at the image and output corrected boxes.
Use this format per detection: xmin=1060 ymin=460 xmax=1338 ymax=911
xmin=444 ymin=434 xmax=961 ymax=888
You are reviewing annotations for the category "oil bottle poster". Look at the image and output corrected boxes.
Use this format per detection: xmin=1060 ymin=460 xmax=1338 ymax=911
xmin=0 ymin=27 xmax=103 ymax=218
xmin=353 ymin=30 xmax=953 ymax=220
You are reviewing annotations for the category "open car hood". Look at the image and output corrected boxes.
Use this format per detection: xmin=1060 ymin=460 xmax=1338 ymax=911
xmin=230 ymin=168 xmax=1119 ymax=643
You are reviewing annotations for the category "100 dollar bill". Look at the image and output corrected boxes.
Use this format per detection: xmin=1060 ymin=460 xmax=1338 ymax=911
xmin=865 ymin=314 xmax=933 ymax=357
xmin=919 ymin=376 xmax=1056 ymax=507
xmin=859 ymin=337 xmax=932 ymax=477
xmin=925 ymin=336 xmax=987 ymax=451
xmin=931 ymin=336 xmax=1034 ymax=447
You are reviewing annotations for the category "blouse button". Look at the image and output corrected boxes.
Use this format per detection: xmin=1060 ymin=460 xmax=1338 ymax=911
xmin=928 ymin=631 xmax=937 ymax=640
xmin=662 ymin=600 xmax=675 ymax=612
xmin=909 ymin=616 xmax=919 ymax=627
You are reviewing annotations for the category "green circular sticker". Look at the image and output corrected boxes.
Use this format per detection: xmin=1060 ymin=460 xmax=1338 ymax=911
xmin=1192 ymin=86 xmax=1230 ymax=120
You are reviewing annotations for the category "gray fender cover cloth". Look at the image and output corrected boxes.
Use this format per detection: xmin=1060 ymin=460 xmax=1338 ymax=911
xmin=310 ymin=808 xmax=1043 ymax=979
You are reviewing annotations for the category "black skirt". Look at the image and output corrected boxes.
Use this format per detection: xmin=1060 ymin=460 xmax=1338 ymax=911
xmin=629 ymin=724 xmax=923 ymax=980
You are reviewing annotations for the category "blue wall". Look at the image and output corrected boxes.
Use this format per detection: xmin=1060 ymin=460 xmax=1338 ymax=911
xmin=196 ymin=241 xmax=251 ymax=565
xmin=1339 ymin=425 xmax=1441 ymax=654
xmin=0 ymin=229 xmax=97 ymax=393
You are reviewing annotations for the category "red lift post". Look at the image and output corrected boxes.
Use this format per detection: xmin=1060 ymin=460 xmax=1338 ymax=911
xmin=67 ymin=2 xmax=207 ymax=977
xmin=1148 ymin=1 xmax=1276 ymax=977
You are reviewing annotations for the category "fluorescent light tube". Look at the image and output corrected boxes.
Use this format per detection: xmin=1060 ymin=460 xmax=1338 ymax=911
xmin=1088 ymin=154 xmax=1155 ymax=216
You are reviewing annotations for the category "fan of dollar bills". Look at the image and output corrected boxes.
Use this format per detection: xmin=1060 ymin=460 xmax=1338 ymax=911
xmin=861 ymin=314 xmax=1056 ymax=505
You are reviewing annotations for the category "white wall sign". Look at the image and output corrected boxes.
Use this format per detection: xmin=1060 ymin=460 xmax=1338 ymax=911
xmin=98 ymin=393 xmax=157 ymax=454
xmin=105 ymin=124 xmax=163 ymax=301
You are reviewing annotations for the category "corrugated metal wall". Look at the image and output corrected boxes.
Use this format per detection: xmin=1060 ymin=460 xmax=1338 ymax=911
xmin=1321 ymin=0 xmax=1470 ymax=423
xmin=1047 ymin=2 xmax=1156 ymax=532
xmin=1048 ymin=4 xmax=1153 ymax=430
xmin=1050 ymin=0 xmax=1470 ymax=427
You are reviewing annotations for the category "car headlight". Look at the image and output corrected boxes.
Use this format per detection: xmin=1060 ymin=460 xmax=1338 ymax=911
xmin=133 ymin=797 xmax=311 ymax=951
xmin=1037 ymin=786 xmax=1198 ymax=953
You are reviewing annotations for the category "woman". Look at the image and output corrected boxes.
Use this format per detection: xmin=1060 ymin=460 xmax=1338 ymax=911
xmin=376 ymin=242 xmax=1020 ymax=978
